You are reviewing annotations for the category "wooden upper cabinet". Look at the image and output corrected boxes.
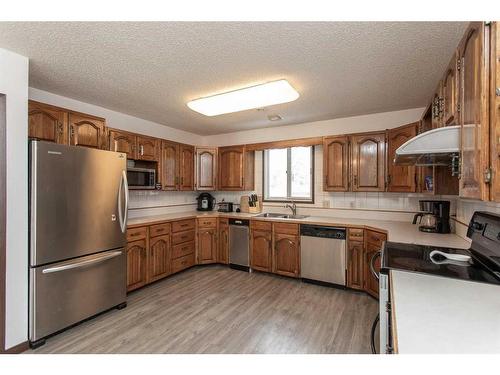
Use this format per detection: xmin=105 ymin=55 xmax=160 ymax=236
xmin=350 ymin=132 xmax=386 ymax=192
xmin=196 ymin=147 xmax=217 ymax=191
xmin=161 ymin=141 xmax=179 ymax=190
xmin=251 ymin=230 xmax=272 ymax=272
xmin=148 ymin=234 xmax=170 ymax=283
xmin=387 ymin=123 xmax=417 ymax=192
xmin=431 ymin=82 xmax=444 ymax=129
xmin=109 ymin=129 xmax=136 ymax=158
xmin=179 ymin=144 xmax=195 ymax=191
xmin=458 ymin=22 xmax=490 ymax=200
xmin=323 ymin=135 xmax=349 ymax=191
xmin=197 ymin=228 xmax=217 ymax=264
xmin=137 ymin=135 xmax=159 ymax=162
xmin=442 ymin=52 xmax=459 ymax=126
xmin=273 ymin=233 xmax=300 ymax=278
xmin=28 ymin=101 xmax=68 ymax=144
xmin=68 ymin=112 xmax=106 ymax=149
xmin=218 ymin=145 xmax=254 ymax=191
xmin=490 ymin=21 xmax=500 ymax=203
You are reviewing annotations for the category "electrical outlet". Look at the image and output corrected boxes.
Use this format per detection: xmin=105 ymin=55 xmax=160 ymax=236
xmin=322 ymin=199 xmax=330 ymax=208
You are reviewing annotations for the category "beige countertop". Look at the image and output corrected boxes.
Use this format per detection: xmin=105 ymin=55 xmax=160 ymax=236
xmin=127 ymin=210 xmax=471 ymax=249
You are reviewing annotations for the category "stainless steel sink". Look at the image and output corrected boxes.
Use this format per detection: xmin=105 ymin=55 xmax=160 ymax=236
xmin=255 ymin=213 xmax=309 ymax=220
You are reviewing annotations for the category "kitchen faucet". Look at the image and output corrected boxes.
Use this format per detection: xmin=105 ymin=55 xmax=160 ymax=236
xmin=285 ymin=201 xmax=297 ymax=216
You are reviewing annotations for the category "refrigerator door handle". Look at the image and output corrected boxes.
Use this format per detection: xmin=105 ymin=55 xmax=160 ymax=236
xmin=118 ymin=170 xmax=129 ymax=233
xmin=42 ymin=250 xmax=123 ymax=274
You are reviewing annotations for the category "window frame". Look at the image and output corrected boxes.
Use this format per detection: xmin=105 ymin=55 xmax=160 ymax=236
xmin=262 ymin=145 xmax=315 ymax=204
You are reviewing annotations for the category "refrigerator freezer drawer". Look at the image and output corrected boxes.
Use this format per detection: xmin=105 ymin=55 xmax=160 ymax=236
xmin=29 ymin=249 xmax=126 ymax=342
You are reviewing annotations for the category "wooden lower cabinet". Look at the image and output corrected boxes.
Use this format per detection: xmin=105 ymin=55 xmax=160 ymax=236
xmin=363 ymin=230 xmax=387 ymax=299
xmin=217 ymin=219 xmax=229 ymax=264
xmin=171 ymin=219 xmax=196 ymax=273
xmin=197 ymin=228 xmax=217 ymax=264
xmin=346 ymin=238 xmax=364 ymax=290
xmin=148 ymin=234 xmax=171 ymax=283
xmin=250 ymin=229 xmax=272 ymax=272
xmin=273 ymin=232 xmax=300 ymax=278
xmin=126 ymin=238 xmax=148 ymax=292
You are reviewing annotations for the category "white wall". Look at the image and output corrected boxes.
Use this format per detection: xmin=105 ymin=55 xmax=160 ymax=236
xmin=0 ymin=48 xmax=28 ymax=350
xmin=29 ymin=88 xmax=204 ymax=145
xmin=202 ymin=107 xmax=425 ymax=146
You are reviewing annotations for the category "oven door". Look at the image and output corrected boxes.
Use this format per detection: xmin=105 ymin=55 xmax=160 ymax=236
xmin=127 ymin=168 xmax=155 ymax=189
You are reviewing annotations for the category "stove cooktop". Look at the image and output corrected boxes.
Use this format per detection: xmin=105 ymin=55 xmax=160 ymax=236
xmin=381 ymin=242 xmax=500 ymax=285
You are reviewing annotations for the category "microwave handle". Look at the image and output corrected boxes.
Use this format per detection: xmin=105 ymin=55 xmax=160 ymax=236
xmin=118 ymin=170 xmax=129 ymax=233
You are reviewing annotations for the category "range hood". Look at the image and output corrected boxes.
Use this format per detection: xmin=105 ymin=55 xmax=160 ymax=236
xmin=394 ymin=125 xmax=461 ymax=166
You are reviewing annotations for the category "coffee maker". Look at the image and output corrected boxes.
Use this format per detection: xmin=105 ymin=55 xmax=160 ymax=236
xmin=412 ymin=200 xmax=450 ymax=233
xmin=197 ymin=192 xmax=215 ymax=211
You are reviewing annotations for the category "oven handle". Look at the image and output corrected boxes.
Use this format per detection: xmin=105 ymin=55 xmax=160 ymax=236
xmin=370 ymin=251 xmax=381 ymax=281
xmin=371 ymin=313 xmax=379 ymax=354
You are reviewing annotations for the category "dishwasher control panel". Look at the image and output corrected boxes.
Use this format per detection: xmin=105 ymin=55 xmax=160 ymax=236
xmin=300 ymin=225 xmax=346 ymax=239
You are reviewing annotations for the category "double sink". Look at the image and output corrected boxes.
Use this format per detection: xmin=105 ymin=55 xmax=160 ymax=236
xmin=255 ymin=213 xmax=309 ymax=220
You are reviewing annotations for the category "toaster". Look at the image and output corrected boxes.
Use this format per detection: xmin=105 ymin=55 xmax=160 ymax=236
xmin=217 ymin=202 xmax=234 ymax=213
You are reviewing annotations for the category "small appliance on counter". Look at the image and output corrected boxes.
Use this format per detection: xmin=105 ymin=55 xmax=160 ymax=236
xmin=217 ymin=200 xmax=234 ymax=213
xmin=197 ymin=192 xmax=215 ymax=211
xmin=412 ymin=200 xmax=450 ymax=233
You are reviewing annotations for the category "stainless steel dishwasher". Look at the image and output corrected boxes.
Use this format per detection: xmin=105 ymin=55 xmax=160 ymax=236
xmin=229 ymin=218 xmax=250 ymax=271
xmin=300 ymin=225 xmax=346 ymax=286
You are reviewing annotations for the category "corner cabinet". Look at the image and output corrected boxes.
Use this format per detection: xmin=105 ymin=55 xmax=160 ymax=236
xmin=350 ymin=132 xmax=386 ymax=192
xmin=159 ymin=141 xmax=195 ymax=191
xmin=323 ymin=135 xmax=350 ymax=191
xmin=179 ymin=144 xmax=195 ymax=191
xmin=218 ymin=145 xmax=255 ymax=191
xmin=386 ymin=123 xmax=417 ymax=192
xmin=346 ymin=229 xmax=364 ymax=290
xmin=195 ymin=147 xmax=217 ymax=191
xmin=458 ymin=22 xmax=490 ymax=201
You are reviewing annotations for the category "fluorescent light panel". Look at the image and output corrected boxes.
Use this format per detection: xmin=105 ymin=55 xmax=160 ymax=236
xmin=187 ymin=79 xmax=299 ymax=116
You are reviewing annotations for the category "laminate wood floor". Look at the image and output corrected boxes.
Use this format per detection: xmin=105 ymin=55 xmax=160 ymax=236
xmin=29 ymin=266 xmax=378 ymax=354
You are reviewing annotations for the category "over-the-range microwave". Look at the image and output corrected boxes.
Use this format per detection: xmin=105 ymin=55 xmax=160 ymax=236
xmin=127 ymin=167 xmax=156 ymax=190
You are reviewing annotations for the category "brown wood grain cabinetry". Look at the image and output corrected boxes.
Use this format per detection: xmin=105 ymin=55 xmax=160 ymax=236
xmin=273 ymin=232 xmax=300 ymax=278
xmin=196 ymin=147 xmax=217 ymax=191
xmin=137 ymin=135 xmax=159 ymax=161
xmin=490 ymin=22 xmax=500 ymax=202
xmin=250 ymin=229 xmax=272 ymax=272
xmin=364 ymin=229 xmax=387 ymax=299
xmin=350 ymin=132 xmax=386 ymax=192
xmin=179 ymin=144 xmax=195 ymax=190
xmin=171 ymin=219 xmax=196 ymax=273
xmin=458 ymin=22 xmax=490 ymax=201
xmin=126 ymin=238 xmax=148 ymax=292
xmin=386 ymin=123 xmax=417 ymax=192
xmin=323 ymin=135 xmax=349 ymax=191
xmin=148 ymin=234 xmax=170 ymax=283
xmin=68 ymin=112 xmax=106 ymax=149
xmin=442 ymin=52 xmax=459 ymax=126
xmin=217 ymin=219 xmax=229 ymax=264
xmin=347 ymin=236 xmax=364 ymax=290
xmin=28 ymin=101 xmax=68 ymax=144
xmin=218 ymin=145 xmax=254 ymax=191
xmin=431 ymin=82 xmax=444 ymax=129
xmin=109 ymin=129 xmax=136 ymax=158
xmin=197 ymin=228 xmax=217 ymax=264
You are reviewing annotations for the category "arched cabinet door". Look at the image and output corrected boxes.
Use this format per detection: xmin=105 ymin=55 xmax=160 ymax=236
xmin=218 ymin=146 xmax=244 ymax=190
xmin=137 ymin=135 xmax=159 ymax=161
xmin=161 ymin=141 xmax=180 ymax=191
xmin=442 ymin=52 xmax=459 ymax=126
xmin=28 ymin=101 xmax=68 ymax=144
xmin=197 ymin=228 xmax=217 ymax=264
xmin=387 ymin=123 xmax=417 ymax=192
xmin=196 ymin=148 xmax=217 ymax=191
xmin=149 ymin=235 xmax=170 ymax=283
xmin=126 ymin=239 xmax=148 ymax=292
xmin=68 ymin=112 xmax=106 ymax=149
xmin=323 ymin=135 xmax=349 ymax=191
xmin=179 ymin=144 xmax=195 ymax=191
xmin=250 ymin=230 xmax=272 ymax=272
xmin=273 ymin=233 xmax=299 ymax=278
xmin=350 ymin=132 xmax=386 ymax=192
xmin=109 ymin=129 xmax=136 ymax=158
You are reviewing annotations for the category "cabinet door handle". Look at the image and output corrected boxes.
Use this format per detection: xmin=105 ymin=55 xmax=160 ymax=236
xmin=140 ymin=145 xmax=144 ymax=156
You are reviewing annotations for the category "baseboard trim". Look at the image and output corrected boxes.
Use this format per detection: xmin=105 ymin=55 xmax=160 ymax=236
xmin=1 ymin=341 xmax=29 ymax=354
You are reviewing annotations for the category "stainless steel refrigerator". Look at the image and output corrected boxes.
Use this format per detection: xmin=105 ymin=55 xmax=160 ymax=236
xmin=29 ymin=140 xmax=129 ymax=347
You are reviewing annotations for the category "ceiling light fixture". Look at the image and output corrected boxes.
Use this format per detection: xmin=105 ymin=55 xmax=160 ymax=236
xmin=268 ymin=114 xmax=282 ymax=121
xmin=187 ymin=79 xmax=299 ymax=116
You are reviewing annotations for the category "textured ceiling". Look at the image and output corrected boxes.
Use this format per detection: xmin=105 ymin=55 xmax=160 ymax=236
xmin=0 ymin=22 xmax=468 ymax=135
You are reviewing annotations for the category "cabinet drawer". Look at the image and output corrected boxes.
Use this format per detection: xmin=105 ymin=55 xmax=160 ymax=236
xmin=172 ymin=219 xmax=195 ymax=233
xmin=348 ymin=228 xmax=364 ymax=242
xmin=150 ymin=223 xmax=171 ymax=237
xmin=251 ymin=220 xmax=272 ymax=231
xmin=126 ymin=226 xmax=147 ymax=241
xmin=172 ymin=229 xmax=195 ymax=245
xmin=197 ymin=217 xmax=217 ymax=229
xmin=274 ymin=222 xmax=299 ymax=235
xmin=172 ymin=241 xmax=195 ymax=259
xmin=171 ymin=253 xmax=195 ymax=274
xmin=366 ymin=230 xmax=387 ymax=248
